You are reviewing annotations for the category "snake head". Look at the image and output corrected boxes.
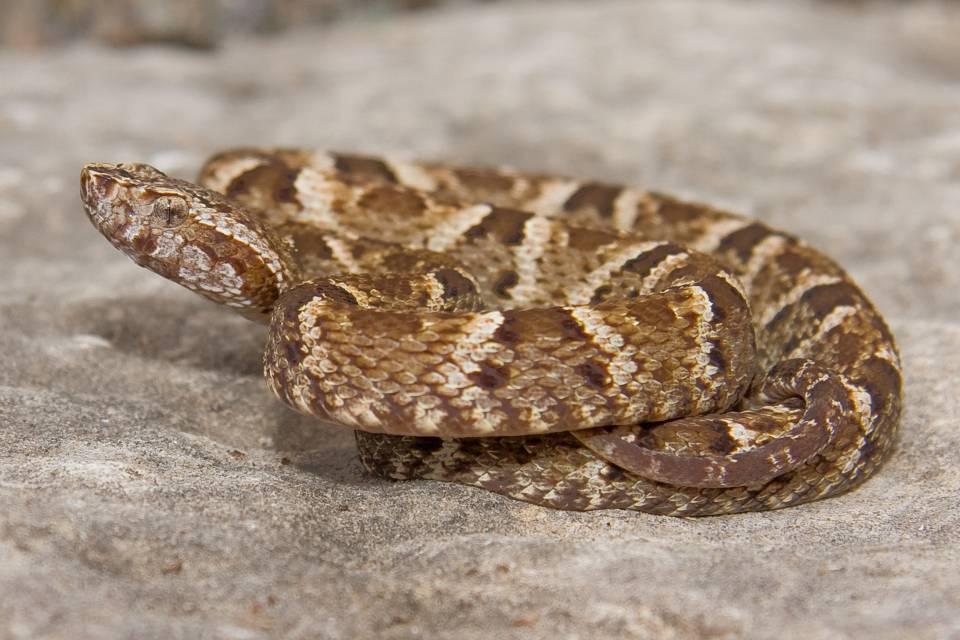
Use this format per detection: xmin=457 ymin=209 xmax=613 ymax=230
xmin=80 ymin=162 xmax=297 ymax=320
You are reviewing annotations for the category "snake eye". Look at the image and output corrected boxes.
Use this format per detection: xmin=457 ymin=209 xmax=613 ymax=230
xmin=150 ymin=196 xmax=188 ymax=227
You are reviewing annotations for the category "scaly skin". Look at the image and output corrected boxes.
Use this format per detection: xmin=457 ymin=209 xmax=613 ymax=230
xmin=79 ymin=150 xmax=902 ymax=515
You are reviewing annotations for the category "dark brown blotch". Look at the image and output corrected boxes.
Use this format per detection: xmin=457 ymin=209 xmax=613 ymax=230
xmin=276 ymin=282 xmax=327 ymax=328
xmin=717 ymin=222 xmax=775 ymax=263
xmin=562 ymin=182 xmax=623 ymax=218
xmin=493 ymin=309 xmax=589 ymax=346
xmin=558 ymin=310 xmax=589 ymax=341
xmin=620 ymin=243 xmax=685 ymax=280
xmin=706 ymin=420 xmax=739 ymax=456
xmin=225 ymin=164 xmax=301 ymax=207
xmin=411 ymin=437 xmax=444 ymax=453
xmin=576 ymin=360 xmax=609 ymax=389
xmin=769 ymin=281 xmax=864 ymax=344
xmin=600 ymin=464 xmax=627 ymax=482
xmin=707 ymin=343 xmax=727 ymax=375
xmin=778 ymin=330 xmax=805 ymax=360
xmin=356 ymin=185 xmax=427 ymax=218
xmin=469 ymin=362 xmax=510 ymax=390
xmin=277 ymin=223 xmax=335 ymax=261
xmin=333 ymin=154 xmax=398 ymax=183
xmin=453 ymin=168 xmax=515 ymax=194
xmin=774 ymin=249 xmax=811 ymax=279
xmin=315 ymin=282 xmax=360 ymax=306
xmin=433 ymin=268 xmax=477 ymax=300
xmin=662 ymin=263 xmax=705 ymax=286
xmin=493 ymin=315 xmax=522 ymax=345
xmin=764 ymin=302 xmax=793 ymax=338
xmin=802 ymin=281 xmax=863 ymax=319
xmin=589 ymin=284 xmax=614 ymax=304
xmin=852 ymin=356 xmax=902 ymax=420
xmin=464 ymin=207 xmax=533 ymax=246
xmin=697 ymin=274 xmax=747 ymax=325
xmin=493 ymin=270 xmax=519 ymax=298
xmin=350 ymin=237 xmax=390 ymax=260
xmin=567 ymin=227 xmax=618 ymax=251
xmin=284 ymin=340 xmax=305 ymax=367
xmin=649 ymin=193 xmax=705 ymax=222
xmin=275 ymin=181 xmax=298 ymax=203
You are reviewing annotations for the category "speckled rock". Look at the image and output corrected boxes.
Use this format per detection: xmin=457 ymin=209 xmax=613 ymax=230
xmin=1 ymin=1 xmax=958 ymax=638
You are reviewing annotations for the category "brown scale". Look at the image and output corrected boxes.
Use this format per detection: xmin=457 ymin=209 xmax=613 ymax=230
xmin=262 ymin=278 xmax=754 ymax=437
xmin=79 ymin=148 xmax=902 ymax=516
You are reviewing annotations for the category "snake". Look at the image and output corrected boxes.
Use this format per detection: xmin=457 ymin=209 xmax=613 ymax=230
xmin=79 ymin=148 xmax=902 ymax=516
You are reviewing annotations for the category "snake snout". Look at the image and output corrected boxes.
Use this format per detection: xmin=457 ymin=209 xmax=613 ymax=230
xmin=80 ymin=164 xmax=145 ymax=242
xmin=80 ymin=164 xmax=125 ymax=206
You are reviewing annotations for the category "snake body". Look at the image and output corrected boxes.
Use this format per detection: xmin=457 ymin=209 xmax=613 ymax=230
xmin=80 ymin=149 xmax=902 ymax=516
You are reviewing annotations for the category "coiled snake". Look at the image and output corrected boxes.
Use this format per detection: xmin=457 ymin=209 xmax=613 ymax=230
xmin=80 ymin=149 xmax=902 ymax=516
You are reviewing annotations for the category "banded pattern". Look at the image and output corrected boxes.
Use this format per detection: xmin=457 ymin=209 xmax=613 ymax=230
xmin=79 ymin=147 xmax=902 ymax=516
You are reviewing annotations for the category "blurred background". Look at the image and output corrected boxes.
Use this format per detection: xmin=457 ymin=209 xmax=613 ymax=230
xmin=2 ymin=2 xmax=959 ymax=638
xmin=4 ymin=0 xmax=959 ymax=53
xmin=2 ymin=0 xmax=958 ymax=316
xmin=1 ymin=0 xmax=507 ymax=48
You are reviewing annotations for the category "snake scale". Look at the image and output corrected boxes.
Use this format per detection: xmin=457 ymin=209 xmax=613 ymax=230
xmin=80 ymin=148 xmax=902 ymax=516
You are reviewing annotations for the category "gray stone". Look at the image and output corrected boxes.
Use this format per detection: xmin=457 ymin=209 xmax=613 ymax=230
xmin=1 ymin=1 xmax=958 ymax=638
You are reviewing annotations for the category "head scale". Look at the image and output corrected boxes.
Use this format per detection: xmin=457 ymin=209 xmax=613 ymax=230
xmin=80 ymin=162 xmax=297 ymax=320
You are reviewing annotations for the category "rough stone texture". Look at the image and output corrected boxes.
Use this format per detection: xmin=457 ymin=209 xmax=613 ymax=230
xmin=2 ymin=1 xmax=959 ymax=638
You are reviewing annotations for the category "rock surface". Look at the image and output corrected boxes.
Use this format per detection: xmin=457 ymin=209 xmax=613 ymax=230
xmin=2 ymin=1 xmax=959 ymax=638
